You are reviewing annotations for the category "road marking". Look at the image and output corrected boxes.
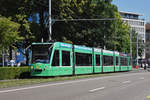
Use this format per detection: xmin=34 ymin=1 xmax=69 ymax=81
xmin=0 ymin=72 xmax=148 ymax=94
xmin=139 ymin=77 xmax=145 ymax=80
xmin=89 ymin=87 xmax=105 ymax=92
xmin=146 ymin=95 xmax=150 ymax=98
xmin=122 ymin=81 xmax=131 ymax=84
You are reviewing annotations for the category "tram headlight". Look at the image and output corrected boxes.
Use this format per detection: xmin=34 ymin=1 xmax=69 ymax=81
xmin=31 ymin=66 xmax=33 ymax=69
xmin=36 ymin=66 xmax=39 ymax=69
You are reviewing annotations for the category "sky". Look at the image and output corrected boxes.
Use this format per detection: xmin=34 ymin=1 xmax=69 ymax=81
xmin=112 ymin=0 xmax=150 ymax=22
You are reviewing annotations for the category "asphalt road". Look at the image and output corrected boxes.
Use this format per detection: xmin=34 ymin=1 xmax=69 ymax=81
xmin=0 ymin=70 xmax=150 ymax=100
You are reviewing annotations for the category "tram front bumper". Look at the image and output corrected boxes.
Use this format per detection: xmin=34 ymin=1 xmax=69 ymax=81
xmin=31 ymin=65 xmax=43 ymax=72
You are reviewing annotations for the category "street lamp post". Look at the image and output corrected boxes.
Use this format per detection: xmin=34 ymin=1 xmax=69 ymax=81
xmin=104 ymin=21 xmax=106 ymax=49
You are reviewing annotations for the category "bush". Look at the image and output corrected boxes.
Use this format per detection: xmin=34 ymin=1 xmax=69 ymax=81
xmin=0 ymin=67 xmax=30 ymax=80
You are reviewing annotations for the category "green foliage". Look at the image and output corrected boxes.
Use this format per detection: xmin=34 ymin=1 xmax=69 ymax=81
xmin=138 ymin=39 xmax=145 ymax=58
xmin=112 ymin=14 xmax=130 ymax=53
xmin=131 ymin=30 xmax=144 ymax=59
xmin=0 ymin=67 xmax=30 ymax=80
xmin=0 ymin=16 xmax=21 ymax=50
xmin=62 ymin=37 xmax=73 ymax=44
xmin=0 ymin=0 xmax=131 ymax=56
xmin=0 ymin=0 xmax=36 ymax=65
xmin=29 ymin=0 xmax=49 ymax=41
xmin=52 ymin=0 xmax=130 ymax=53
xmin=15 ymin=14 xmax=35 ymax=42
xmin=0 ymin=0 xmax=36 ymax=44
xmin=131 ymin=30 xmax=137 ymax=58
xmin=0 ymin=0 xmax=22 ymax=17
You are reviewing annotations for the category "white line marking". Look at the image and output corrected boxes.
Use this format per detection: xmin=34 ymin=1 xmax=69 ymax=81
xmin=139 ymin=77 xmax=145 ymax=80
xmin=89 ymin=87 xmax=105 ymax=92
xmin=122 ymin=81 xmax=131 ymax=84
xmin=0 ymin=72 xmax=149 ymax=94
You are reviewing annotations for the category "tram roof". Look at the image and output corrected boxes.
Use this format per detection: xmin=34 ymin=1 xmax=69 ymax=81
xmin=31 ymin=42 xmax=128 ymax=56
xmin=32 ymin=42 xmax=53 ymax=45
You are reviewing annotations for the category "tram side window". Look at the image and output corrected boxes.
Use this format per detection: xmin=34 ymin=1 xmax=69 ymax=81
xmin=52 ymin=50 xmax=59 ymax=66
xmin=96 ymin=55 xmax=100 ymax=66
xmin=120 ymin=57 xmax=128 ymax=66
xmin=76 ymin=53 xmax=92 ymax=66
xmin=129 ymin=57 xmax=132 ymax=65
xmin=103 ymin=55 xmax=113 ymax=66
xmin=62 ymin=51 xmax=70 ymax=66
xmin=127 ymin=58 xmax=129 ymax=66
xmin=124 ymin=58 xmax=128 ymax=66
xmin=116 ymin=57 xmax=119 ymax=66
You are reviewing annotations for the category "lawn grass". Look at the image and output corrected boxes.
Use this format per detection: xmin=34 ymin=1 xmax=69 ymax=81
xmin=0 ymin=73 xmax=113 ymax=88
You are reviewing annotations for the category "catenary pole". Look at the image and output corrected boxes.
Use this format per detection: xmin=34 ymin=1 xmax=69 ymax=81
xmin=136 ymin=34 xmax=139 ymax=66
xmin=49 ymin=0 xmax=52 ymax=41
xmin=130 ymin=30 xmax=132 ymax=58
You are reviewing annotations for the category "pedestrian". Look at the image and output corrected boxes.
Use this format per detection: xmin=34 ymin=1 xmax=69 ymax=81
xmin=144 ymin=63 xmax=147 ymax=70
xmin=142 ymin=63 xmax=144 ymax=68
xmin=10 ymin=59 xmax=15 ymax=67
xmin=141 ymin=62 xmax=142 ymax=68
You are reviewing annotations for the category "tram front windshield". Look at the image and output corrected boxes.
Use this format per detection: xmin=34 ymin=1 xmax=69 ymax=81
xmin=32 ymin=44 xmax=52 ymax=64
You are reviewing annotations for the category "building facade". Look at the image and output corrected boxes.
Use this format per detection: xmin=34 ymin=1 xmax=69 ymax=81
xmin=145 ymin=23 xmax=150 ymax=60
xmin=120 ymin=11 xmax=145 ymax=59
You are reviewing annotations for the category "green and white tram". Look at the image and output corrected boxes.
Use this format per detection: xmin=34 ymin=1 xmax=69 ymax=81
xmin=30 ymin=42 xmax=132 ymax=76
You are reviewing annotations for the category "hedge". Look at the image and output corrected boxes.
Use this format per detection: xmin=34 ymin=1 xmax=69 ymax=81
xmin=0 ymin=67 xmax=30 ymax=80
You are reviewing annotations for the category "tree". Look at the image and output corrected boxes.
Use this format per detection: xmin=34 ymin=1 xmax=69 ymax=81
xmin=131 ymin=30 xmax=144 ymax=59
xmin=0 ymin=0 xmax=36 ymax=64
xmin=0 ymin=16 xmax=21 ymax=51
xmin=52 ymin=0 xmax=130 ymax=53
xmin=28 ymin=0 xmax=49 ymax=41
xmin=13 ymin=0 xmax=130 ymax=54
xmin=110 ymin=13 xmax=130 ymax=53
xmin=0 ymin=0 xmax=132 ymax=64
xmin=0 ymin=0 xmax=36 ymax=43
